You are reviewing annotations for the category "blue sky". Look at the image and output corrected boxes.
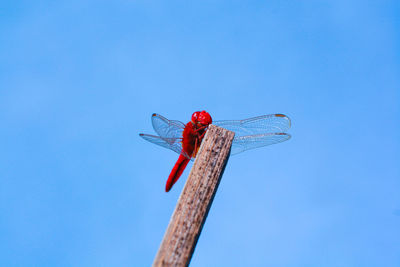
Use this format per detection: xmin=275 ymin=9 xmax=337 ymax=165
xmin=0 ymin=1 xmax=399 ymax=266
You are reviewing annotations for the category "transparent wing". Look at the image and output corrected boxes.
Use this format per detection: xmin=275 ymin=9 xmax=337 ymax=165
xmin=151 ymin=113 xmax=185 ymax=139
xmin=231 ymin=133 xmax=291 ymax=155
xmin=139 ymin=134 xmax=192 ymax=160
xmin=141 ymin=113 xmax=291 ymax=158
xmin=213 ymin=114 xmax=291 ymax=137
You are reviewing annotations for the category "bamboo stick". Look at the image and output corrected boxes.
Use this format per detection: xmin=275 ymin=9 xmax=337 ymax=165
xmin=153 ymin=125 xmax=235 ymax=267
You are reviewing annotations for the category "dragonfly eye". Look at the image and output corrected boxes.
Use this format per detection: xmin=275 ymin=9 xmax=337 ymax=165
xmin=197 ymin=110 xmax=212 ymax=125
xmin=191 ymin=111 xmax=200 ymax=123
xmin=192 ymin=110 xmax=212 ymax=125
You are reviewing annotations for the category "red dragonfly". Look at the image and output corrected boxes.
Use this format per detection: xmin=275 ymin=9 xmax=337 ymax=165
xmin=140 ymin=111 xmax=291 ymax=192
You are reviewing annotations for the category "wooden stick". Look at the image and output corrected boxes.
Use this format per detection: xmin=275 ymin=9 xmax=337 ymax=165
xmin=153 ymin=125 xmax=235 ymax=267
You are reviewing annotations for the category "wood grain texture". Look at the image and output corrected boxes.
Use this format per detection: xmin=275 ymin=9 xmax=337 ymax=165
xmin=153 ymin=125 xmax=235 ymax=267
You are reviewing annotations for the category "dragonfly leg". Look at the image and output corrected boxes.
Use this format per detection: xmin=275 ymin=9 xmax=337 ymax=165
xmin=193 ymin=137 xmax=199 ymax=157
xmin=193 ymin=125 xmax=207 ymax=133
xmin=198 ymin=127 xmax=209 ymax=140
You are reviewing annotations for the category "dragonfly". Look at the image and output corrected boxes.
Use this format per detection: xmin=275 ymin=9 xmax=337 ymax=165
xmin=139 ymin=111 xmax=291 ymax=192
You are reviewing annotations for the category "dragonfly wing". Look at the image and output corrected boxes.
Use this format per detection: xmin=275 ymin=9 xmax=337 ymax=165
xmin=139 ymin=134 xmax=192 ymax=160
xmin=231 ymin=133 xmax=291 ymax=155
xmin=214 ymin=114 xmax=291 ymax=136
xmin=151 ymin=113 xmax=185 ymax=139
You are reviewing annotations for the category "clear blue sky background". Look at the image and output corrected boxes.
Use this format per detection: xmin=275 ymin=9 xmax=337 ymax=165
xmin=1 ymin=1 xmax=399 ymax=266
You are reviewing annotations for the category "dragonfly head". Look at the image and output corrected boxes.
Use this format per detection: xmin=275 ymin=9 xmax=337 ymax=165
xmin=191 ymin=110 xmax=212 ymax=126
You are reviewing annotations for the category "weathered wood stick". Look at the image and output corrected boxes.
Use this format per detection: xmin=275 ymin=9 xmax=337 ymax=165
xmin=152 ymin=125 xmax=235 ymax=267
